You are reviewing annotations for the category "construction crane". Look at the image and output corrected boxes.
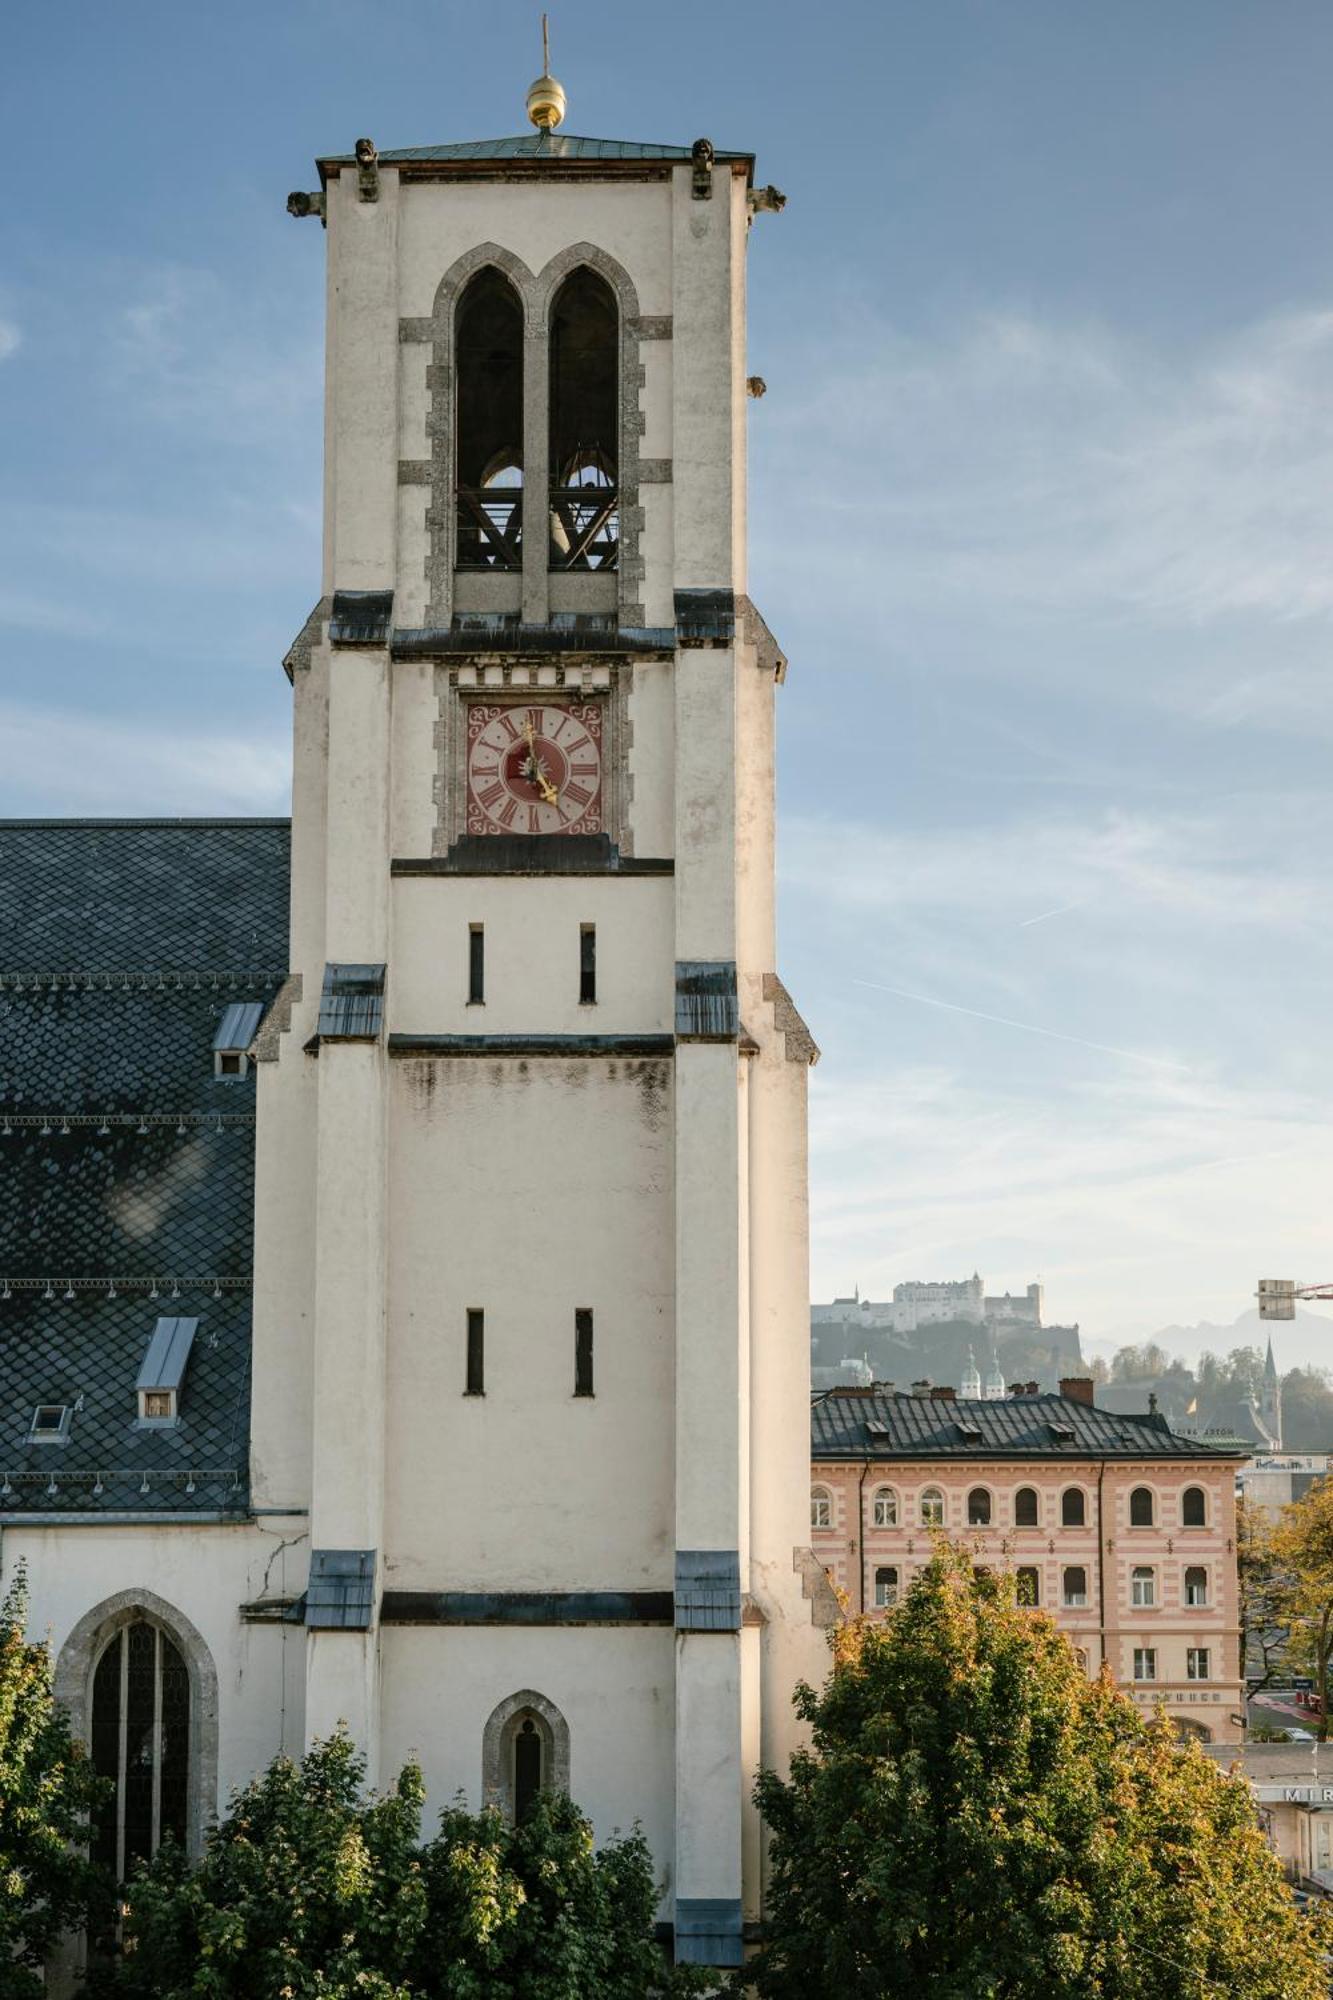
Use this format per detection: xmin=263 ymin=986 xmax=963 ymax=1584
xmin=1258 ymin=1279 xmax=1333 ymax=1320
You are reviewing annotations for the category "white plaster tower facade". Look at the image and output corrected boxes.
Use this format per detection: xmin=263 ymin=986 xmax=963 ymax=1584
xmin=254 ymin=91 xmax=820 ymax=1967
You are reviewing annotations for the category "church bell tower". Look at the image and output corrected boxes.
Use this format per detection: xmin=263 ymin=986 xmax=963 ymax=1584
xmin=253 ymin=56 xmax=819 ymax=1968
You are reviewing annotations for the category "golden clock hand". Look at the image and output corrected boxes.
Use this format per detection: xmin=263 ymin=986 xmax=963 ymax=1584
xmin=523 ymin=719 xmax=560 ymax=806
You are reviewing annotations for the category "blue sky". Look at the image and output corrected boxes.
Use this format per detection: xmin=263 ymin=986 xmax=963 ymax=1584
xmin=3 ymin=1 xmax=1332 ymax=1351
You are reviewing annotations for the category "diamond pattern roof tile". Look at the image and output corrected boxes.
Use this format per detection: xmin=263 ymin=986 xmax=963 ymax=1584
xmin=0 ymin=821 xmax=289 ymax=975
xmin=811 ymin=1390 xmax=1248 ymax=1461
xmin=0 ymin=817 xmax=288 ymax=1517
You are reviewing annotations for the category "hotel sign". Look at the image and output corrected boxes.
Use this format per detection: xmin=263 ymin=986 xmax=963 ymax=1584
xmin=1253 ymin=1786 xmax=1333 ymax=1805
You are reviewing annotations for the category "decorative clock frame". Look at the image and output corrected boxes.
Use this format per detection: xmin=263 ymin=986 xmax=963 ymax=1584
xmin=432 ymin=660 xmax=632 ymax=855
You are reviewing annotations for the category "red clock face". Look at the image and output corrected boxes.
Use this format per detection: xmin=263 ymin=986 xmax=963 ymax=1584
xmin=465 ymin=703 xmax=604 ymax=836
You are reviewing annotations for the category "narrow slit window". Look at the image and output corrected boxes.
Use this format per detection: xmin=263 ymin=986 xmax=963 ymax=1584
xmin=468 ymin=925 xmax=485 ymax=1005
xmin=466 ymin=1309 xmax=485 ymax=1396
xmin=574 ymin=1307 xmax=594 ymax=1397
xmin=579 ymin=924 xmax=596 ymax=1005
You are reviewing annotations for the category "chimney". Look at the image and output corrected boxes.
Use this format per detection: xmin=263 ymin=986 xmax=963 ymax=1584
xmin=910 ymin=1378 xmax=932 ymax=1396
xmin=1060 ymin=1376 xmax=1095 ymax=1407
xmin=1025 ymin=1380 xmax=1039 ymax=1397
xmin=929 ymin=1384 xmax=956 ymax=1402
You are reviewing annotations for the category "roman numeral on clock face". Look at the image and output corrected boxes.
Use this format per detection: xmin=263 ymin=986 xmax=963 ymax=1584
xmin=467 ymin=702 xmax=603 ymax=835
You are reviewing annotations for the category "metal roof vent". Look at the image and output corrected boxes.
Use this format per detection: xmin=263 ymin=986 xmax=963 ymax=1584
xmin=317 ymin=964 xmax=386 ymax=1042
xmin=136 ymin=1316 xmax=198 ymax=1426
xmin=29 ymin=1404 xmax=71 ymax=1443
xmin=305 ymin=1549 xmax=377 ymax=1629
xmin=213 ymin=1000 xmax=265 ymax=1080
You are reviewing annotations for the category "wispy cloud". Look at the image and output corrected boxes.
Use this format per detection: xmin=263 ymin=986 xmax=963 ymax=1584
xmin=0 ymin=321 xmax=19 ymax=362
xmin=807 ymin=1057 xmax=1333 ymax=1345
xmin=851 ymin=977 xmax=1192 ymax=1073
xmin=108 ymin=259 xmax=322 ymax=449
xmin=755 ymin=300 xmax=1333 ymax=726
xmin=0 ymin=700 xmax=290 ymax=816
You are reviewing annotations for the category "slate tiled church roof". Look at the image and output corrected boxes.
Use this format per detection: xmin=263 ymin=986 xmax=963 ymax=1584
xmin=811 ymin=1389 xmax=1248 ymax=1462
xmin=0 ymin=820 xmax=290 ymax=1516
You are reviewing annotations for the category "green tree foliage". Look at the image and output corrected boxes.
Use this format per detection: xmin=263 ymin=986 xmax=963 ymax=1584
xmin=745 ymin=1545 xmax=1327 ymax=1999
xmin=1237 ymin=1496 xmax=1287 ymax=1692
xmin=93 ymin=1731 xmax=704 ymax=2000
xmin=0 ymin=1566 xmax=108 ymax=1998
xmin=1277 ymin=1367 xmax=1333 ymax=1451
xmin=1271 ymin=1474 xmax=1333 ymax=1742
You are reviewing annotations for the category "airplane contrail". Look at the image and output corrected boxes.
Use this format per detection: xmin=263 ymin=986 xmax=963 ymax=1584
xmin=851 ymin=978 xmax=1192 ymax=1072
xmin=1019 ymin=901 xmax=1083 ymax=928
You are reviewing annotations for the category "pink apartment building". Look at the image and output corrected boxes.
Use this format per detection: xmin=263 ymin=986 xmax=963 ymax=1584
xmin=810 ymin=1379 xmax=1246 ymax=1743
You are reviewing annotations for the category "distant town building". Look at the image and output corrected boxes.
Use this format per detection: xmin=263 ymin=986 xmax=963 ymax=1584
xmin=1204 ymin=1743 xmax=1333 ymax=1893
xmin=812 ymin=1274 xmax=1045 ymax=1335
xmin=810 ymin=1379 xmax=1245 ymax=1743
xmin=1237 ymin=1452 xmax=1329 ymax=1519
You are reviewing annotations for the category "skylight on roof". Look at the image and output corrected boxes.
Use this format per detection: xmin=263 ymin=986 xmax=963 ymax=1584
xmin=29 ymin=1404 xmax=70 ymax=1443
xmin=1048 ymin=1422 xmax=1076 ymax=1442
xmin=213 ymin=1000 xmax=265 ymax=1080
xmin=955 ymin=1421 xmax=983 ymax=1442
xmin=136 ymin=1317 xmax=197 ymax=1426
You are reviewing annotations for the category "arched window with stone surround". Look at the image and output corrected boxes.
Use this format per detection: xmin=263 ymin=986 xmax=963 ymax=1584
xmin=548 ymin=267 xmax=619 ymax=571
xmin=455 ymin=267 xmax=525 ymax=570
xmin=55 ymin=1589 xmax=217 ymax=1877
xmin=482 ymin=1689 xmax=571 ymax=1824
xmin=91 ymin=1618 xmax=189 ymax=1879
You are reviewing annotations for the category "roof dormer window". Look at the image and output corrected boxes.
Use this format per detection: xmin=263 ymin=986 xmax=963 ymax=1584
xmin=136 ymin=1317 xmax=197 ymax=1427
xmin=29 ymin=1404 xmax=70 ymax=1443
xmin=212 ymin=1001 xmax=264 ymax=1080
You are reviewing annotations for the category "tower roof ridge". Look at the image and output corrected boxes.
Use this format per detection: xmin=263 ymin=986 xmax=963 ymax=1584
xmin=318 ymin=134 xmax=755 ymax=173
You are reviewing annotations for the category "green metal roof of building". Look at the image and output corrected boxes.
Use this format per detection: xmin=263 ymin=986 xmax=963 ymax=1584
xmin=320 ymin=134 xmax=753 ymax=168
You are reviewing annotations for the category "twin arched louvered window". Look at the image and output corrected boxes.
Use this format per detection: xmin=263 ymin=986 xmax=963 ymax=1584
xmin=455 ymin=266 xmax=619 ymax=573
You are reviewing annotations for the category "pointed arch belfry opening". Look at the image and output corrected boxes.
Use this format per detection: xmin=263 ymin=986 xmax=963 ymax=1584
xmin=454 ymin=266 xmax=526 ymax=572
xmin=548 ymin=266 xmax=619 ymax=572
xmin=55 ymin=1589 xmax=218 ymax=1867
xmin=481 ymin=1688 xmax=570 ymax=1821
xmin=421 ymin=242 xmax=538 ymax=624
xmin=534 ymin=242 xmax=645 ymax=627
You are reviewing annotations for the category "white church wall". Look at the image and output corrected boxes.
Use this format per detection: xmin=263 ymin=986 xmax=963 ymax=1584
xmin=8 ymin=1524 xmax=304 ymax=1804
xmin=324 ymin=171 xmax=402 ymax=593
xmin=378 ymin=1624 xmax=676 ymax=1882
xmin=395 ymin=179 xmax=674 ymax=323
xmin=383 ymin=1058 xmax=675 ymax=1589
xmin=250 ymin=1046 xmax=319 ymax=1510
xmin=669 ymin=167 xmax=743 ymax=590
xmin=626 ymin=659 xmax=675 ymax=856
xmin=387 ymin=657 xmax=440 ymax=859
xmin=390 ymin=876 xmax=674 ymax=1036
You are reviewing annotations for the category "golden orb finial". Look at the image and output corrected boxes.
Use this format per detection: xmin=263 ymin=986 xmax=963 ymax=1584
xmin=526 ymin=13 xmax=566 ymax=132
